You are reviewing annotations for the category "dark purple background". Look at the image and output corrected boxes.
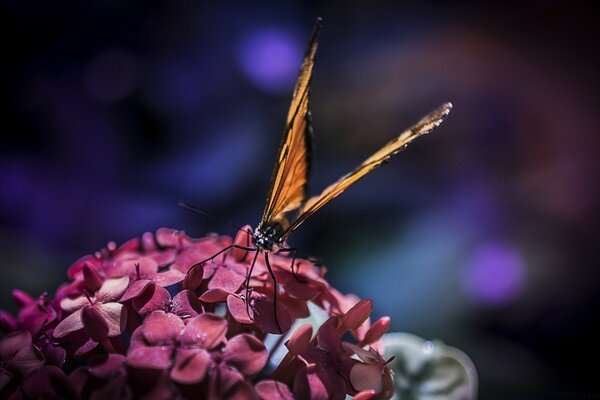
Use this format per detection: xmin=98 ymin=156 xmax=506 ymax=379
xmin=1 ymin=1 xmax=599 ymax=398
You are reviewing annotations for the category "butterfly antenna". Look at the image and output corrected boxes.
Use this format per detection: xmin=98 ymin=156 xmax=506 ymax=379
xmin=178 ymin=201 xmax=247 ymax=234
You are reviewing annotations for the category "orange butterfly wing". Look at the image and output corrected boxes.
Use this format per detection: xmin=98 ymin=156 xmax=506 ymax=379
xmin=281 ymin=102 xmax=453 ymax=238
xmin=259 ymin=20 xmax=321 ymax=230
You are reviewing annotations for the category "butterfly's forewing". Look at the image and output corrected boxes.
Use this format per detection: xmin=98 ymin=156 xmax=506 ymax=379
xmin=281 ymin=102 xmax=453 ymax=238
xmin=259 ymin=20 xmax=321 ymax=230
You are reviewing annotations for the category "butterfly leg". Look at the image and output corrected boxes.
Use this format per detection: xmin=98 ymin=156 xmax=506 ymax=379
xmin=278 ymin=247 xmax=300 ymax=281
xmin=244 ymin=250 xmax=260 ymax=320
xmin=264 ymin=252 xmax=283 ymax=334
xmin=189 ymin=243 xmax=256 ymax=272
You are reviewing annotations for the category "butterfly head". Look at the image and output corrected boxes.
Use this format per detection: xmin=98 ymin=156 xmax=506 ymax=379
xmin=252 ymin=221 xmax=286 ymax=252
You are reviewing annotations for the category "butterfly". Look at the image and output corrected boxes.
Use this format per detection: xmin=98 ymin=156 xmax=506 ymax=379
xmin=193 ymin=19 xmax=452 ymax=333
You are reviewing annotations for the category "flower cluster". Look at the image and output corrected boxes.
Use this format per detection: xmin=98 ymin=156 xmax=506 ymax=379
xmin=0 ymin=227 xmax=393 ymax=399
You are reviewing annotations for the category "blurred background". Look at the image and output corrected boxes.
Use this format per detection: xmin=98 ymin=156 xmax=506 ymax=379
xmin=1 ymin=1 xmax=598 ymax=398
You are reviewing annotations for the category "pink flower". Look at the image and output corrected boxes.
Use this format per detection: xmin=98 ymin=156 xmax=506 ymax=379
xmin=0 ymin=331 xmax=44 ymax=395
xmin=54 ymin=275 xmax=129 ymax=353
xmin=0 ymin=227 xmax=397 ymax=399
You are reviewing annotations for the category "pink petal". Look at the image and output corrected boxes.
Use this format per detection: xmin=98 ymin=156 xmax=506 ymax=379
xmin=255 ymin=380 xmax=295 ymax=400
xmin=342 ymin=299 xmax=372 ymax=331
xmin=208 ymin=266 xmax=245 ymax=294
xmin=127 ymin=345 xmax=172 ymax=369
xmin=83 ymin=263 xmax=103 ymax=293
xmin=341 ymin=342 xmax=372 ymax=361
xmin=172 ymin=248 xmax=210 ymax=274
xmin=199 ymin=288 xmax=230 ymax=303
xmin=108 ymin=256 xmax=157 ymax=279
xmin=92 ymin=302 xmax=127 ymax=337
xmin=74 ymin=338 xmax=100 ymax=356
xmin=227 ymin=294 xmax=253 ymax=324
xmin=22 ymin=365 xmax=74 ymax=399
xmin=230 ymin=226 xmax=253 ymax=261
xmin=12 ymin=289 xmax=34 ymax=307
xmin=120 ymin=279 xmax=152 ymax=302
xmin=223 ymin=334 xmax=268 ymax=376
xmin=293 ymin=364 xmax=330 ymax=400
xmin=316 ymin=318 xmax=343 ymax=356
xmin=0 ymin=331 xmax=44 ymax=376
xmin=182 ymin=262 xmax=204 ymax=290
xmin=180 ymin=313 xmax=227 ymax=350
xmin=349 ymin=363 xmax=384 ymax=393
xmin=153 ymin=269 xmax=185 ymax=287
xmin=0 ymin=310 xmax=17 ymax=332
xmin=170 ymin=348 xmax=210 ymax=384
xmin=253 ymin=297 xmax=292 ymax=334
xmin=67 ymin=254 xmax=101 ymax=279
xmin=0 ymin=330 xmax=32 ymax=358
xmin=155 ymin=227 xmax=184 ymax=248
xmin=285 ymin=324 xmax=313 ymax=355
xmin=60 ymin=295 xmax=90 ymax=313
xmin=282 ymin=278 xmax=321 ymax=301
xmin=142 ymin=311 xmax=184 ymax=344
xmin=171 ymin=290 xmax=204 ymax=319
xmin=222 ymin=378 xmax=256 ymax=400
xmin=279 ymin=294 xmax=310 ymax=320
xmin=53 ymin=309 xmax=84 ymax=338
xmin=353 ymin=390 xmax=376 ymax=400
xmin=132 ymin=285 xmax=171 ymax=316
xmin=88 ymin=354 xmax=127 ymax=378
xmin=96 ymin=276 xmax=130 ymax=303
xmin=89 ymin=373 xmax=129 ymax=400
xmin=360 ymin=317 xmax=390 ymax=346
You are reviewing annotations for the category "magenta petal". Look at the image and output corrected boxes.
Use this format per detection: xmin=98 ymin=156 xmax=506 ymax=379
xmin=88 ymin=354 xmax=127 ymax=378
xmin=182 ymin=263 xmax=204 ymax=290
xmin=180 ymin=313 xmax=227 ymax=349
xmin=360 ymin=316 xmax=390 ymax=346
xmin=53 ymin=309 xmax=84 ymax=338
xmin=227 ymin=294 xmax=253 ymax=324
xmin=12 ymin=289 xmax=34 ymax=307
xmin=350 ymin=363 xmax=384 ymax=393
xmin=171 ymin=290 xmax=203 ymax=318
xmin=153 ymin=269 xmax=185 ymax=287
xmin=155 ymin=227 xmax=183 ymax=247
xmin=256 ymin=380 xmax=295 ymax=400
xmin=96 ymin=276 xmax=130 ymax=303
xmin=293 ymin=364 xmax=330 ymax=400
xmin=83 ymin=263 xmax=103 ymax=293
xmin=142 ymin=311 xmax=184 ymax=344
xmin=22 ymin=365 xmax=74 ymax=399
xmin=223 ymin=334 xmax=268 ymax=376
xmin=92 ymin=302 xmax=126 ymax=337
xmin=353 ymin=390 xmax=376 ymax=400
xmin=67 ymin=255 xmax=102 ymax=279
xmin=0 ymin=310 xmax=17 ymax=332
xmin=199 ymin=288 xmax=230 ymax=303
xmin=285 ymin=324 xmax=313 ymax=355
xmin=231 ymin=226 xmax=253 ymax=262
xmin=342 ymin=299 xmax=373 ymax=331
xmin=74 ymin=338 xmax=100 ymax=356
xmin=253 ymin=297 xmax=292 ymax=334
xmin=317 ymin=318 xmax=344 ymax=355
xmin=120 ymin=279 xmax=152 ymax=302
xmin=282 ymin=277 xmax=321 ymax=301
xmin=127 ymin=345 xmax=172 ymax=369
xmin=0 ymin=331 xmax=44 ymax=376
xmin=0 ymin=330 xmax=32 ymax=357
xmin=208 ymin=266 xmax=245 ymax=293
xmin=170 ymin=348 xmax=210 ymax=384
xmin=132 ymin=285 xmax=171 ymax=316
xmin=60 ymin=295 xmax=90 ymax=313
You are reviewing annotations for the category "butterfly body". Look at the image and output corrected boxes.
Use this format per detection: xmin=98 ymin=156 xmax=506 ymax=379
xmin=252 ymin=221 xmax=286 ymax=252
